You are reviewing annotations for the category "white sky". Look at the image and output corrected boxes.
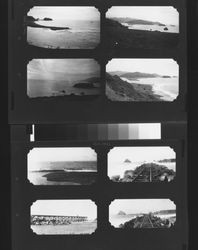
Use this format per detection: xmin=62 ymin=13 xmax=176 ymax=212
xmin=108 ymin=146 xmax=175 ymax=163
xmin=107 ymin=59 xmax=178 ymax=76
xmin=107 ymin=6 xmax=179 ymax=26
xmin=31 ymin=200 xmax=97 ymax=220
xmin=28 ymin=147 xmax=96 ymax=171
xmin=28 ymin=59 xmax=100 ymax=80
xmin=28 ymin=6 xmax=100 ymax=21
xmin=110 ymin=199 xmax=175 ymax=215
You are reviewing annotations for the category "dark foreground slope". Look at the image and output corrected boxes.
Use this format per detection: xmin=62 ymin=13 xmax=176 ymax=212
xmin=119 ymin=214 xmax=175 ymax=228
xmin=106 ymin=73 xmax=162 ymax=101
xmin=105 ymin=19 xmax=179 ymax=49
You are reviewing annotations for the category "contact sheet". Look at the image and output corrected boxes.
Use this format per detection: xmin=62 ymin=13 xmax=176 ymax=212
xmin=9 ymin=0 xmax=188 ymax=249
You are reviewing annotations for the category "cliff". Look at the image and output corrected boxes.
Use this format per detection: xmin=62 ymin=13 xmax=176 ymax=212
xmin=106 ymin=73 xmax=162 ymax=101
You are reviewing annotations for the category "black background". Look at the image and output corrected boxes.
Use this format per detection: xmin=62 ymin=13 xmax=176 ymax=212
xmin=1 ymin=0 xmax=198 ymax=249
xmin=9 ymin=0 xmax=187 ymax=124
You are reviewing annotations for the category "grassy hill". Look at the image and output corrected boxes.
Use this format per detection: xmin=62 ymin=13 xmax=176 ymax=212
xmin=106 ymin=73 xmax=162 ymax=101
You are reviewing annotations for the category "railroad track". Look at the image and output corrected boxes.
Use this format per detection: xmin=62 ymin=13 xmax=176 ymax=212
xmin=141 ymin=214 xmax=154 ymax=228
xmin=131 ymin=164 xmax=163 ymax=182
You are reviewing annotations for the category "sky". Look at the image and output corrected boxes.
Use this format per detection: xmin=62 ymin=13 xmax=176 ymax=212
xmin=28 ymin=6 xmax=100 ymax=21
xmin=107 ymin=59 xmax=178 ymax=76
xmin=107 ymin=6 xmax=179 ymax=26
xmin=109 ymin=199 xmax=176 ymax=215
xmin=108 ymin=146 xmax=175 ymax=163
xmin=31 ymin=200 xmax=97 ymax=220
xmin=28 ymin=59 xmax=100 ymax=80
xmin=28 ymin=147 xmax=96 ymax=171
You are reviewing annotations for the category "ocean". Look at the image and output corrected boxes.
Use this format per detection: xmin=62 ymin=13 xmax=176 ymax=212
xmin=27 ymin=79 xmax=101 ymax=98
xmin=27 ymin=20 xmax=100 ymax=49
xmin=121 ymin=77 xmax=179 ymax=101
xmin=121 ymin=23 xmax=179 ymax=33
xmin=28 ymin=161 xmax=97 ymax=185
xmin=108 ymin=161 xmax=176 ymax=179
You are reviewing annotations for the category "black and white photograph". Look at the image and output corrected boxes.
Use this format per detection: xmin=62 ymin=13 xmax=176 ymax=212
xmin=28 ymin=147 xmax=97 ymax=185
xmin=26 ymin=7 xmax=100 ymax=49
xmin=31 ymin=200 xmax=97 ymax=234
xmin=27 ymin=59 xmax=101 ymax=99
xmin=109 ymin=199 xmax=176 ymax=228
xmin=105 ymin=6 xmax=179 ymax=49
xmin=108 ymin=147 xmax=176 ymax=182
xmin=106 ymin=59 xmax=179 ymax=101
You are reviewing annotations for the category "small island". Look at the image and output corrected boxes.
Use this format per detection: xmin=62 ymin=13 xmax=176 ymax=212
xmin=124 ymin=159 xmax=131 ymax=163
xmin=117 ymin=211 xmax=126 ymax=216
xmin=43 ymin=17 xmax=53 ymax=21
xmin=25 ymin=15 xmax=70 ymax=31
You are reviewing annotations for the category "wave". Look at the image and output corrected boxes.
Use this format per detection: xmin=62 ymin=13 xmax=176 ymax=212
xmin=63 ymin=169 xmax=97 ymax=172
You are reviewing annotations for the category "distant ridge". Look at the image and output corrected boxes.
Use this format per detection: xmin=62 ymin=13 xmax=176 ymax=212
xmin=111 ymin=17 xmax=166 ymax=27
xmin=109 ymin=71 xmax=164 ymax=79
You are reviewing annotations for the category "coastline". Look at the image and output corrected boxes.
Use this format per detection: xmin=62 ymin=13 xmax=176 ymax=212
xmin=105 ymin=18 xmax=179 ymax=49
xmin=29 ymin=170 xmax=97 ymax=185
xmin=122 ymin=77 xmax=178 ymax=101
xmin=106 ymin=73 xmax=163 ymax=101
xmin=26 ymin=20 xmax=70 ymax=30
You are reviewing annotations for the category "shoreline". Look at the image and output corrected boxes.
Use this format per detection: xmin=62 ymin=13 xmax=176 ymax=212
xmin=42 ymin=171 xmax=97 ymax=185
xmin=122 ymin=77 xmax=177 ymax=101
xmin=105 ymin=18 xmax=179 ymax=49
xmin=26 ymin=20 xmax=70 ymax=31
xmin=106 ymin=73 xmax=163 ymax=101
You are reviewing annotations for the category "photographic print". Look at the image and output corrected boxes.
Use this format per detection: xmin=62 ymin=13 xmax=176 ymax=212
xmin=26 ymin=6 xmax=100 ymax=49
xmin=28 ymin=147 xmax=97 ymax=185
xmin=108 ymin=147 xmax=176 ymax=182
xmin=31 ymin=200 xmax=97 ymax=234
xmin=109 ymin=199 xmax=176 ymax=228
xmin=27 ymin=59 xmax=101 ymax=99
xmin=106 ymin=59 xmax=179 ymax=101
xmin=105 ymin=6 xmax=179 ymax=49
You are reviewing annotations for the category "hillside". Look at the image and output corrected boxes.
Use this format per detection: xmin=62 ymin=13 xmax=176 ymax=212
xmin=106 ymin=73 xmax=162 ymax=101
xmin=105 ymin=18 xmax=179 ymax=49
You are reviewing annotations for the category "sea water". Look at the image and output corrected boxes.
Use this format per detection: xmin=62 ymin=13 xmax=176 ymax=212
xmin=28 ymin=161 xmax=97 ymax=185
xmin=121 ymin=77 xmax=179 ymax=101
xmin=121 ymin=23 xmax=179 ymax=33
xmin=27 ymin=79 xmax=101 ymax=98
xmin=27 ymin=20 xmax=100 ymax=49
